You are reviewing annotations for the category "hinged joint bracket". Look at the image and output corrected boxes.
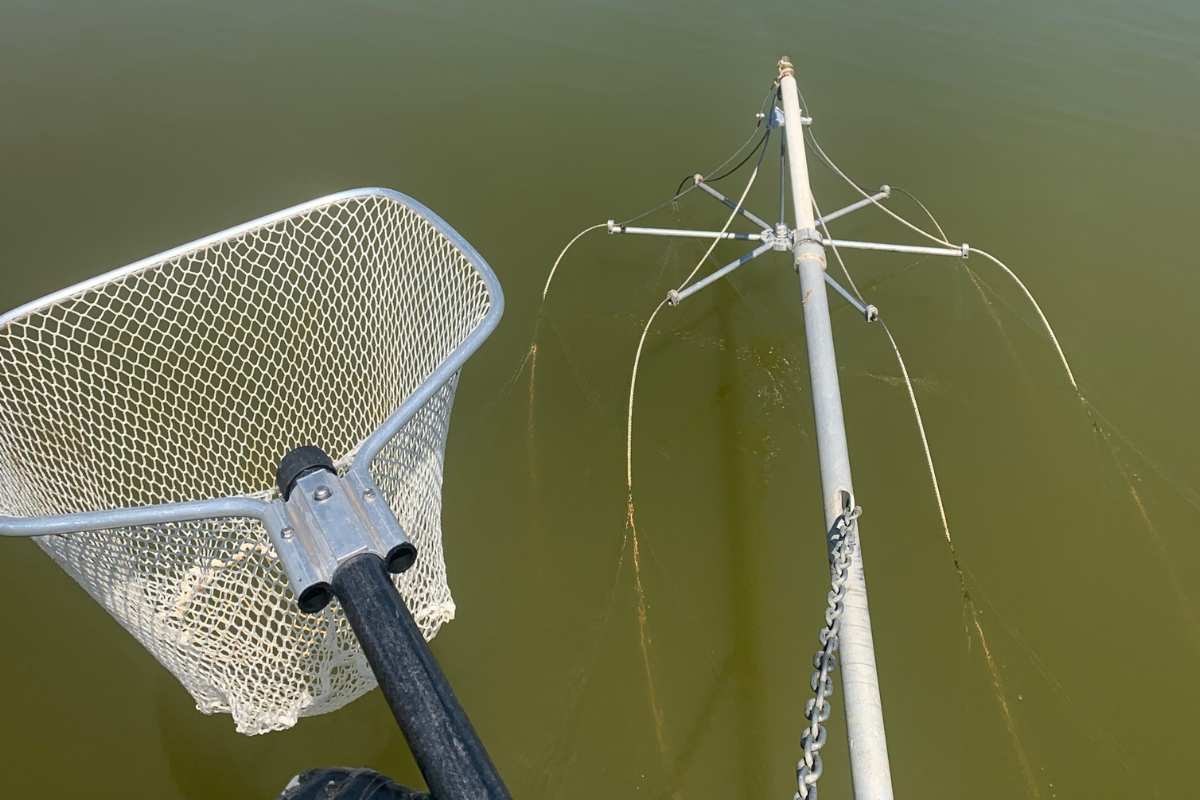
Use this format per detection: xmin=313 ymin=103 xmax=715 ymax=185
xmin=263 ymin=446 xmax=416 ymax=613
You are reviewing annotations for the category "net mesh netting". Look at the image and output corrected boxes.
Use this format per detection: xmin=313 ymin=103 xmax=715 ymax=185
xmin=0 ymin=192 xmax=492 ymax=734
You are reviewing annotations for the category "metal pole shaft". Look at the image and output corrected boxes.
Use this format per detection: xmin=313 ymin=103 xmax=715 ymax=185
xmin=814 ymin=189 xmax=890 ymax=227
xmin=610 ymin=225 xmax=761 ymax=241
xmin=670 ymin=242 xmax=773 ymax=304
xmin=779 ymin=131 xmax=788 ymax=227
xmin=694 ymin=178 xmax=774 ymax=230
xmin=822 ymin=238 xmax=965 ymax=258
xmin=778 ymin=56 xmax=894 ymax=800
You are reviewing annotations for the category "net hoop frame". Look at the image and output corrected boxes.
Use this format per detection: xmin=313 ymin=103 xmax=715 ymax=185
xmin=0 ymin=187 xmax=504 ymax=539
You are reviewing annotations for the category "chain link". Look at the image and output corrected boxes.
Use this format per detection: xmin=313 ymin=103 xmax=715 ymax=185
xmin=794 ymin=504 xmax=861 ymax=800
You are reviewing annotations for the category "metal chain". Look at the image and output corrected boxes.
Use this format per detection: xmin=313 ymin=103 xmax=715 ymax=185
xmin=794 ymin=504 xmax=861 ymax=800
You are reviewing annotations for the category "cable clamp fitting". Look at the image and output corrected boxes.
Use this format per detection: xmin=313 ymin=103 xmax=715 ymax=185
xmin=770 ymin=223 xmax=790 ymax=252
xmin=666 ymin=289 xmax=681 ymax=307
xmin=961 ymin=243 xmax=970 ymax=259
xmin=792 ymin=227 xmax=822 ymax=247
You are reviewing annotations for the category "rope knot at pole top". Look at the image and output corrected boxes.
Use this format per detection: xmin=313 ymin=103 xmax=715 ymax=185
xmin=779 ymin=56 xmax=795 ymax=78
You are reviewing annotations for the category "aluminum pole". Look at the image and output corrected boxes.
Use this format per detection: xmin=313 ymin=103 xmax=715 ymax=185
xmin=609 ymin=225 xmax=761 ymax=241
xmin=779 ymin=56 xmax=895 ymax=800
xmin=822 ymin=238 xmax=966 ymax=258
xmin=814 ymin=188 xmax=890 ymax=227
xmin=669 ymin=242 xmax=773 ymax=304
xmin=694 ymin=178 xmax=774 ymax=230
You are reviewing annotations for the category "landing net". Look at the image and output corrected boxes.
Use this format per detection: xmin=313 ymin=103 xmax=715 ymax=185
xmin=0 ymin=189 xmax=493 ymax=734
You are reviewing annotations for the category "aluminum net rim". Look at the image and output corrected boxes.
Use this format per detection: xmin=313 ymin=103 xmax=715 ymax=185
xmin=0 ymin=187 xmax=503 ymax=733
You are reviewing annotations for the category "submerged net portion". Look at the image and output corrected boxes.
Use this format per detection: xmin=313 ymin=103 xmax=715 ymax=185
xmin=0 ymin=192 xmax=492 ymax=734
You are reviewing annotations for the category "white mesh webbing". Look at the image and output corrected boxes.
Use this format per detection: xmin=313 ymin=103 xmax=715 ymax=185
xmin=0 ymin=192 xmax=492 ymax=734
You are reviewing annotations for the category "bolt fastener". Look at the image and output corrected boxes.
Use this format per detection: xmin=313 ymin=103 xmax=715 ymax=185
xmin=363 ymin=488 xmax=376 ymax=501
xmin=281 ymin=526 xmax=295 ymax=540
xmin=313 ymin=486 xmax=332 ymax=502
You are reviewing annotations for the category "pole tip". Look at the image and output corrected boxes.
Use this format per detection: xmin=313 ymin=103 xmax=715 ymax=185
xmin=778 ymin=57 xmax=794 ymax=78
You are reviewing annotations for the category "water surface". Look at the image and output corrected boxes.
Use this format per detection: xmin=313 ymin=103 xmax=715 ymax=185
xmin=2 ymin=1 xmax=1199 ymax=798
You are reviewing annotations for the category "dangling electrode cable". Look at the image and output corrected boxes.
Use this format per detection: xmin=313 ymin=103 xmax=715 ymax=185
xmin=541 ymin=81 xmax=779 ymax=303
xmin=803 ymin=126 xmax=1078 ymax=394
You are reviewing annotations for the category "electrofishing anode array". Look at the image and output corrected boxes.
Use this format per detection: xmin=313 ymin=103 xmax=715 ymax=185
xmin=539 ymin=54 xmax=1075 ymax=800
xmin=602 ymin=58 xmax=988 ymax=800
xmin=0 ymin=188 xmax=510 ymax=800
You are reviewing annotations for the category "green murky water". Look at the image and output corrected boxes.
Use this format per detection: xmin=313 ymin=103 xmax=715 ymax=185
xmin=3 ymin=0 xmax=1200 ymax=797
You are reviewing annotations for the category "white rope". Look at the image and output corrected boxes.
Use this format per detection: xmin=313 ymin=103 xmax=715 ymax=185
xmin=807 ymin=132 xmax=951 ymax=248
xmin=675 ymin=165 xmax=761 ymax=292
xmin=970 ymin=247 xmax=1078 ymax=392
xmin=892 ymin=186 xmax=950 ymax=241
xmin=805 ymin=112 xmax=1041 ymax=783
xmin=615 ymin=131 xmax=770 ymax=749
xmin=812 ymin=196 xmax=864 ymax=302
xmin=806 ymin=132 xmax=1079 ymax=393
xmin=542 ymin=223 xmax=607 ymax=300
xmin=627 ymin=299 xmax=668 ymax=489
xmin=878 ymin=319 xmax=952 ymax=544
xmin=626 ymin=160 xmax=762 ymax=495
xmin=539 ymin=102 xmax=775 ymax=304
xmin=817 ymin=201 xmax=953 ymax=545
